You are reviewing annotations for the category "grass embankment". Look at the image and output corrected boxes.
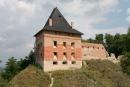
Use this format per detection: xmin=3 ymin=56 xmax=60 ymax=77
xmin=52 ymin=60 xmax=130 ymax=87
xmin=9 ymin=66 xmax=51 ymax=87
xmin=9 ymin=60 xmax=130 ymax=87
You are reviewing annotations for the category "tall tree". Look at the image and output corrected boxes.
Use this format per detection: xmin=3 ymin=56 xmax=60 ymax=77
xmin=95 ymin=34 xmax=104 ymax=44
xmin=2 ymin=57 xmax=19 ymax=80
xmin=17 ymin=50 xmax=35 ymax=71
xmin=104 ymin=34 xmax=114 ymax=55
xmin=111 ymin=33 xmax=123 ymax=58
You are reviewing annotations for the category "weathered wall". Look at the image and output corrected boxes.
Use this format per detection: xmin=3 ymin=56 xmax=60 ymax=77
xmin=82 ymin=42 xmax=108 ymax=60
xmin=35 ymin=32 xmax=109 ymax=72
xmin=35 ymin=31 xmax=82 ymax=72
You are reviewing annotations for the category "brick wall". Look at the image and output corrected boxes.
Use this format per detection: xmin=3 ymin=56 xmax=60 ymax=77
xmin=43 ymin=31 xmax=82 ymax=61
xmin=35 ymin=31 xmax=82 ymax=72
xmin=82 ymin=42 xmax=108 ymax=60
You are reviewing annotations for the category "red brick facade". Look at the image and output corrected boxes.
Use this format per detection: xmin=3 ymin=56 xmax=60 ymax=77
xmin=35 ymin=31 xmax=82 ymax=71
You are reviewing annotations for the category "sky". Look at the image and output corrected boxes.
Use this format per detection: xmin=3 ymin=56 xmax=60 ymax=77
xmin=0 ymin=0 xmax=130 ymax=67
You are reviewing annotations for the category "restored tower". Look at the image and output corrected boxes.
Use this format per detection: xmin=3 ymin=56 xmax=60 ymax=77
xmin=34 ymin=7 xmax=83 ymax=72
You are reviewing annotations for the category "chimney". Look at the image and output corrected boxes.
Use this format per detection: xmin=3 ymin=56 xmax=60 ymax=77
xmin=49 ymin=18 xmax=52 ymax=26
xmin=71 ymin=22 xmax=74 ymax=29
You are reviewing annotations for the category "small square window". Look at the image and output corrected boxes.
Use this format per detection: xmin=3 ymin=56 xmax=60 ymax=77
xmin=71 ymin=42 xmax=75 ymax=48
xmin=53 ymin=61 xmax=58 ymax=65
xmin=63 ymin=42 xmax=66 ymax=48
xmin=54 ymin=41 xmax=57 ymax=47
xmin=63 ymin=52 xmax=66 ymax=56
xmin=62 ymin=61 xmax=67 ymax=64
xmin=54 ymin=52 xmax=57 ymax=56
xmin=72 ymin=61 xmax=76 ymax=64
xmin=71 ymin=53 xmax=75 ymax=57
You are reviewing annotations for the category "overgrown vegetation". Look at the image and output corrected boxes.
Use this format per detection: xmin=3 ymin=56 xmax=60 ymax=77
xmin=52 ymin=60 xmax=130 ymax=87
xmin=0 ymin=50 xmax=36 ymax=86
xmin=120 ymin=52 xmax=130 ymax=75
xmin=9 ymin=66 xmax=51 ymax=87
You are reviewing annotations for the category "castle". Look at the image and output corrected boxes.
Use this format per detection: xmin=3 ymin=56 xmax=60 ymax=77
xmin=34 ymin=7 xmax=108 ymax=72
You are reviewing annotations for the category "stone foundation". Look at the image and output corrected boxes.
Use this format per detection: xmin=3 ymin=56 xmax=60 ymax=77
xmin=43 ymin=60 xmax=82 ymax=72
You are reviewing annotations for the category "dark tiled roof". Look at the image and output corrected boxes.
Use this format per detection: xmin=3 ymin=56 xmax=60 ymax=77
xmin=34 ymin=7 xmax=83 ymax=36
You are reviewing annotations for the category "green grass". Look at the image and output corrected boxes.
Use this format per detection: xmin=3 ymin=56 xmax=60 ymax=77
xmin=9 ymin=65 xmax=51 ymax=87
xmin=9 ymin=60 xmax=130 ymax=87
xmin=51 ymin=60 xmax=130 ymax=87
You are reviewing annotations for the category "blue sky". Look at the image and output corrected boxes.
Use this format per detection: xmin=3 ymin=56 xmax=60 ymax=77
xmin=0 ymin=0 xmax=130 ymax=67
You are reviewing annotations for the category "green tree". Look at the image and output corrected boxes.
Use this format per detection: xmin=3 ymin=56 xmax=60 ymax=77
xmin=95 ymin=34 xmax=104 ymax=44
xmin=17 ymin=50 xmax=35 ymax=71
xmin=2 ymin=57 xmax=19 ymax=80
xmin=111 ymin=33 xmax=124 ymax=58
xmin=104 ymin=33 xmax=114 ymax=55
xmin=86 ymin=38 xmax=97 ymax=43
xmin=26 ymin=50 xmax=35 ymax=65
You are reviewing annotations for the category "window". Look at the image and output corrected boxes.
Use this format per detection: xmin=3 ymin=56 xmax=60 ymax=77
xmin=53 ymin=61 xmax=58 ymax=65
xmin=54 ymin=41 xmax=57 ymax=47
xmin=53 ymin=52 xmax=57 ymax=60
xmin=62 ymin=61 xmax=67 ymax=64
xmin=72 ymin=61 xmax=76 ymax=64
xmin=54 ymin=52 xmax=57 ymax=56
xmin=63 ymin=42 xmax=66 ymax=48
xmin=63 ymin=52 xmax=67 ymax=56
xmin=71 ymin=53 xmax=75 ymax=58
xmin=71 ymin=42 xmax=75 ymax=48
xmin=63 ymin=52 xmax=67 ymax=60
xmin=71 ymin=52 xmax=75 ymax=61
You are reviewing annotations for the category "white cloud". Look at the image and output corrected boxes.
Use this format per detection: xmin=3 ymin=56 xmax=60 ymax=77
xmin=127 ymin=8 xmax=130 ymax=14
xmin=0 ymin=37 xmax=5 ymax=42
xmin=127 ymin=8 xmax=130 ymax=22
xmin=127 ymin=16 xmax=130 ymax=22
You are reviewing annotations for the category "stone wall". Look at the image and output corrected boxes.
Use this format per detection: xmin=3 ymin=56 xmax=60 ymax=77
xmin=82 ymin=42 xmax=108 ymax=60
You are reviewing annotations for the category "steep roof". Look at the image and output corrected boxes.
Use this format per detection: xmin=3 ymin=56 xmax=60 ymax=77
xmin=34 ymin=7 xmax=83 ymax=36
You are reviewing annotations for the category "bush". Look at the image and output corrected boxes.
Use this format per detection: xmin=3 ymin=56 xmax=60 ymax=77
xmin=120 ymin=52 xmax=130 ymax=75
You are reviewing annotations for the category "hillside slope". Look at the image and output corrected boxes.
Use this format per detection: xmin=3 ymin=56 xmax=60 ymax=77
xmin=9 ymin=66 xmax=51 ymax=87
xmin=10 ymin=60 xmax=130 ymax=87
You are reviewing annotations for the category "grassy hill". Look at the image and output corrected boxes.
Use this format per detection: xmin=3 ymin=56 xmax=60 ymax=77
xmin=9 ymin=66 xmax=51 ymax=87
xmin=9 ymin=60 xmax=130 ymax=87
